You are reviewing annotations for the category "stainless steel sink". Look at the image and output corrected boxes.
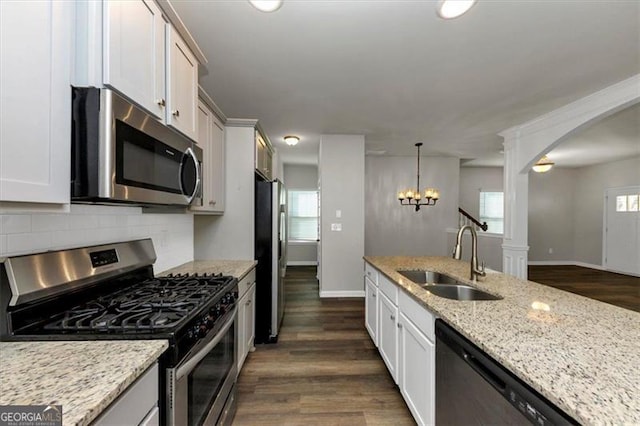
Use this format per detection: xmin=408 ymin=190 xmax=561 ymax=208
xmin=422 ymin=284 xmax=502 ymax=301
xmin=397 ymin=270 xmax=461 ymax=285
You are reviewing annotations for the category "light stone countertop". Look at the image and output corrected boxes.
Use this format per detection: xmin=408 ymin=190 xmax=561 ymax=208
xmin=364 ymin=256 xmax=640 ymax=426
xmin=0 ymin=340 xmax=168 ymax=426
xmin=159 ymin=260 xmax=257 ymax=279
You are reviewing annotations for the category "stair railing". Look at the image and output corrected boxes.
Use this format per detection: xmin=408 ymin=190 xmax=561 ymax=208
xmin=458 ymin=207 xmax=488 ymax=232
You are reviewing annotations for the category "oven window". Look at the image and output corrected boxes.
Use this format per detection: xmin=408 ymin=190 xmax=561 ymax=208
xmin=188 ymin=322 xmax=235 ymax=425
xmin=115 ymin=120 xmax=183 ymax=194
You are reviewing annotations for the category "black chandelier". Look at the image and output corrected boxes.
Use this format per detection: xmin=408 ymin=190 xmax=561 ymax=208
xmin=398 ymin=143 xmax=440 ymax=211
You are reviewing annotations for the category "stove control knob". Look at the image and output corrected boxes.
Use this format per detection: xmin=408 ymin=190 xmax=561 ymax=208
xmin=205 ymin=315 xmax=214 ymax=328
xmin=198 ymin=324 xmax=208 ymax=338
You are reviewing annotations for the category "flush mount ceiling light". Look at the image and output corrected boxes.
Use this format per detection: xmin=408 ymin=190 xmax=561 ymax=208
xmin=284 ymin=135 xmax=300 ymax=146
xmin=398 ymin=143 xmax=440 ymax=211
xmin=248 ymin=0 xmax=283 ymax=12
xmin=532 ymin=155 xmax=555 ymax=173
xmin=436 ymin=0 xmax=477 ymax=19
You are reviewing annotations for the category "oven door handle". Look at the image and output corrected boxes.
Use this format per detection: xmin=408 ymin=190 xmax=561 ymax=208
xmin=176 ymin=306 xmax=237 ymax=380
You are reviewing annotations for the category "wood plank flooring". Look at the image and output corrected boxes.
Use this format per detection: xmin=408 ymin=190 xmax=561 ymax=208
xmin=233 ymin=266 xmax=415 ymax=425
xmin=528 ymin=265 xmax=640 ymax=312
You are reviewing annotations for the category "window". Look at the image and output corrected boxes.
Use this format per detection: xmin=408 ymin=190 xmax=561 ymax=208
xmin=288 ymin=190 xmax=318 ymax=241
xmin=479 ymin=192 xmax=504 ymax=234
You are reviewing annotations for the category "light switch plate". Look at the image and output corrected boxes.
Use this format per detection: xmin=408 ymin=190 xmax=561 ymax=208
xmin=331 ymin=223 xmax=342 ymax=231
xmin=336 ymin=210 xmax=342 ymax=218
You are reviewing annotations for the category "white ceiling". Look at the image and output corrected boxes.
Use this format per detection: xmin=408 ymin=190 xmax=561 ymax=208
xmin=172 ymin=0 xmax=639 ymax=166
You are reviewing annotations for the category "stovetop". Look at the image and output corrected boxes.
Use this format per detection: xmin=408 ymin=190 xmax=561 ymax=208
xmin=32 ymin=273 xmax=235 ymax=334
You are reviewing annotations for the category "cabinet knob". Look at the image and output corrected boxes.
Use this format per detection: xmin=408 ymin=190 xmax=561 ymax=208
xmin=372 ymin=293 xmax=376 ymax=298
xmin=397 ymin=323 xmax=403 ymax=329
xmin=390 ymin=314 xmax=395 ymax=321
xmin=156 ymin=98 xmax=166 ymax=107
xmin=172 ymin=110 xmax=180 ymax=117
xmin=246 ymin=300 xmax=251 ymax=306
xmin=209 ymin=200 xmax=216 ymax=206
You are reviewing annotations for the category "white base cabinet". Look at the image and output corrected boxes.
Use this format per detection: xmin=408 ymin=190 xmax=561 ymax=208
xmin=0 ymin=0 xmax=74 ymax=204
xmin=237 ymin=268 xmax=256 ymax=373
xmin=364 ymin=261 xmax=436 ymax=426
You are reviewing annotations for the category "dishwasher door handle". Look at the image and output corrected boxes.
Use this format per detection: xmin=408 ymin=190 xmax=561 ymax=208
xmin=462 ymin=349 xmax=507 ymax=394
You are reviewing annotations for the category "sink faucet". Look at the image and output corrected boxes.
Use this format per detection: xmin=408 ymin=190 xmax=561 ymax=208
xmin=453 ymin=225 xmax=486 ymax=282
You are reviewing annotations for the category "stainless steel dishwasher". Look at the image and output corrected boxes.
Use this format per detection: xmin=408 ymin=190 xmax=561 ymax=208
xmin=435 ymin=320 xmax=578 ymax=425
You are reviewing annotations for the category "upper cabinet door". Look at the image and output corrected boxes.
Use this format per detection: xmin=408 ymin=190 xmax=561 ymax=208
xmin=103 ymin=0 xmax=166 ymax=119
xmin=209 ymin=116 xmax=225 ymax=212
xmin=0 ymin=1 xmax=73 ymax=204
xmin=166 ymin=25 xmax=198 ymax=141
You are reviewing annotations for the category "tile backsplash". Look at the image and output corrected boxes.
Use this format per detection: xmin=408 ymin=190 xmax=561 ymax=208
xmin=0 ymin=204 xmax=193 ymax=273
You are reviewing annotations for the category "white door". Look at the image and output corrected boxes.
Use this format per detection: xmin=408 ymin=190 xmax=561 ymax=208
xmin=604 ymin=186 xmax=640 ymax=276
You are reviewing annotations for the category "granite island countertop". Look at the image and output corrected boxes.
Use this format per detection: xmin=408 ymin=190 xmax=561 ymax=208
xmin=0 ymin=340 xmax=168 ymax=426
xmin=364 ymin=256 xmax=640 ymax=426
xmin=159 ymin=260 xmax=257 ymax=279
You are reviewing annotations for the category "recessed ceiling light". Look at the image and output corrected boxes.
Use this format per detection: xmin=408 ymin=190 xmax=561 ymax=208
xmin=436 ymin=0 xmax=477 ymax=19
xmin=248 ymin=0 xmax=283 ymax=13
xmin=284 ymin=135 xmax=300 ymax=146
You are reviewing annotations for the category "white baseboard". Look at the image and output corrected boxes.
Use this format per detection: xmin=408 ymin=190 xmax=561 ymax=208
xmin=287 ymin=261 xmax=318 ymax=266
xmin=528 ymin=260 xmax=606 ymax=271
xmin=320 ymin=290 xmax=365 ymax=298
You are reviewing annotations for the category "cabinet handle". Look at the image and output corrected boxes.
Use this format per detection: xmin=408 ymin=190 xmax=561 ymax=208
xmin=390 ymin=314 xmax=395 ymax=321
xmin=209 ymin=200 xmax=216 ymax=206
xmin=397 ymin=323 xmax=403 ymax=329
xmin=246 ymin=300 xmax=251 ymax=306
xmin=172 ymin=110 xmax=180 ymax=117
xmin=372 ymin=293 xmax=376 ymax=298
xmin=156 ymin=98 xmax=166 ymax=107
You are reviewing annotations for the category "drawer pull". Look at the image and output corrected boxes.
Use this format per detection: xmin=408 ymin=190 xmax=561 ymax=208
xmin=172 ymin=110 xmax=180 ymax=117
xmin=156 ymin=98 xmax=165 ymax=107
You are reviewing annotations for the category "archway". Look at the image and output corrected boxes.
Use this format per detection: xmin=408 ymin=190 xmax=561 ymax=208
xmin=498 ymin=74 xmax=639 ymax=279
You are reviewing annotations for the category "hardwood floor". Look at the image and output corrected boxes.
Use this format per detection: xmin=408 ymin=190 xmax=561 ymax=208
xmin=528 ymin=265 xmax=640 ymax=312
xmin=233 ymin=266 xmax=415 ymax=425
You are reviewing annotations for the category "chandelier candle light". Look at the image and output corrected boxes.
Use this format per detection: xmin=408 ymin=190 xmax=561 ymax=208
xmin=398 ymin=142 xmax=440 ymax=211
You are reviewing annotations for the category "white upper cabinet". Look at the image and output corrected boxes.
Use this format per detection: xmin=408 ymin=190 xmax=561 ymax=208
xmin=103 ymin=0 xmax=166 ymax=119
xmin=0 ymin=1 xmax=73 ymax=204
xmin=191 ymin=98 xmax=225 ymax=214
xmin=166 ymin=25 xmax=198 ymax=141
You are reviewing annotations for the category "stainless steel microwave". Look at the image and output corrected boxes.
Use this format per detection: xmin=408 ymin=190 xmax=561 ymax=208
xmin=71 ymin=87 xmax=202 ymax=207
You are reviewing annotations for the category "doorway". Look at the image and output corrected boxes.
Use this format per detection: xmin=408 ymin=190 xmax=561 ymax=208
xmin=604 ymin=186 xmax=640 ymax=276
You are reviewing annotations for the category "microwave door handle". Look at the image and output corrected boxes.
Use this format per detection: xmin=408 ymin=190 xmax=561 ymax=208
xmin=180 ymin=147 xmax=201 ymax=204
xmin=175 ymin=306 xmax=237 ymax=380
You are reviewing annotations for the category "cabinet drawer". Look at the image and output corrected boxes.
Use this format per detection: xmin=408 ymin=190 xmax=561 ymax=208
xmin=364 ymin=262 xmax=378 ymax=285
xmin=379 ymin=274 xmax=398 ymax=305
xmin=399 ymin=290 xmax=435 ymax=342
xmin=238 ymin=268 xmax=256 ymax=299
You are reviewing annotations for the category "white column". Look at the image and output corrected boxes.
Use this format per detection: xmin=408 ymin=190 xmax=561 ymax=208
xmin=502 ymin=138 xmax=529 ymax=279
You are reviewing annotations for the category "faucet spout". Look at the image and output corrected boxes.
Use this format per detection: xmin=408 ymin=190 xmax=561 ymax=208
xmin=452 ymin=225 xmax=486 ymax=282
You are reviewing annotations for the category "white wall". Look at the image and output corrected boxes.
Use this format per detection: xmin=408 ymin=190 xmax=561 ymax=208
xmin=194 ymin=125 xmax=255 ymax=260
xmin=283 ymin=164 xmax=318 ymax=265
xmin=0 ymin=204 xmax=193 ymax=273
xmin=319 ymin=135 xmax=365 ymax=297
xmin=365 ymin=156 xmax=459 ymax=256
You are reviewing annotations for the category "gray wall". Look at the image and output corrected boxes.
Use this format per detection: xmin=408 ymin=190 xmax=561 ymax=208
xmin=365 ymin=156 xmax=459 ymax=256
xmin=283 ymin=164 xmax=318 ymax=265
xmin=528 ymin=168 xmax=577 ymax=261
xmin=528 ymin=156 xmax=640 ymax=265
xmin=319 ymin=135 xmax=365 ymax=296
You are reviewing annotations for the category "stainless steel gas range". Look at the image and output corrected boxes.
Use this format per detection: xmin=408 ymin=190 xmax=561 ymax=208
xmin=0 ymin=239 xmax=238 ymax=426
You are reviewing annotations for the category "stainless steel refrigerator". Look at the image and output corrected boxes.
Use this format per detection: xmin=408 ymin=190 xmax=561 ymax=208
xmin=254 ymin=176 xmax=287 ymax=343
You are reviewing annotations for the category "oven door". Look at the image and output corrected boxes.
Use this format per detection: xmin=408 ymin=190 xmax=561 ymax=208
xmin=167 ymin=308 xmax=238 ymax=426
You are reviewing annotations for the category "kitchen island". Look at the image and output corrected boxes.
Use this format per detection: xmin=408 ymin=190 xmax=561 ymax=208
xmin=0 ymin=340 xmax=167 ymax=426
xmin=364 ymin=256 xmax=640 ymax=425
